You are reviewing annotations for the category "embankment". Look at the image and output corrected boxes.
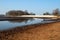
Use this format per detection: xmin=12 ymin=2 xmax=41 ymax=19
xmin=0 ymin=21 xmax=60 ymax=40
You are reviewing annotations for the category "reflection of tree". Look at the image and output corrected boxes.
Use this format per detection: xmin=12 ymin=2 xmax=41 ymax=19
xmin=8 ymin=18 xmax=34 ymax=23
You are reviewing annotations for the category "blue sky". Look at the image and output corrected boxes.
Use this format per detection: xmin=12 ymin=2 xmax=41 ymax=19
xmin=0 ymin=0 xmax=60 ymax=14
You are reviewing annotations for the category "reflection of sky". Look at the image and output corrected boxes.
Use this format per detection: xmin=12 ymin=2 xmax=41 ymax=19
xmin=0 ymin=19 xmax=43 ymax=30
xmin=0 ymin=0 xmax=60 ymax=14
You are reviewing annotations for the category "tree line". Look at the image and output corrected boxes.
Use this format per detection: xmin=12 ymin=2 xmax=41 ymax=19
xmin=43 ymin=8 xmax=60 ymax=16
xmin=6 ymin=8 xmax=60 ymax=16
xmin=6 ymin=10 xmax=35 ymax=16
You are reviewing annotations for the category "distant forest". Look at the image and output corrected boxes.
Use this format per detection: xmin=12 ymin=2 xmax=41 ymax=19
xmin=0 ymin=8 xmax=60 ymax=16
xmin=43 ymin=8 xmax=60 ymax=16
xmin=6 ymin=8 xmax=60 ymax=16
xmin=6 ymin=10 xmax=35 ymax=16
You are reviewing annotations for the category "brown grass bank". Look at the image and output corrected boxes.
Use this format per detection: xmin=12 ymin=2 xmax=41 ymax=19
xmin=0 ymin=22 xmax=60 ymax=40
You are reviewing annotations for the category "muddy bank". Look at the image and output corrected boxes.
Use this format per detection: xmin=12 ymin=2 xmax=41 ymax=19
xmin=0 ymin=21 xmax=60 ymax=40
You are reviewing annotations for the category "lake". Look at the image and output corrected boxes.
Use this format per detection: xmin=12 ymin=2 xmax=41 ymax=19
xmin=0 ymin=18 xmax=56 ymax=30
xmin=0 ymin=18 xmax=43 ymax=30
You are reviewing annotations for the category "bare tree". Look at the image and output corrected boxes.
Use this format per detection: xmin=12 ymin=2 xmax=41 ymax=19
xmin=52 ymin=8 xmax=60 ymax=16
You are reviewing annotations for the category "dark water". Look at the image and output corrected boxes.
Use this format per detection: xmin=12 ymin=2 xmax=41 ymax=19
xmin=0 ymin=18 xmax=43 ymax=30
xmin=0 ymin=18 xmax=56 ymax=30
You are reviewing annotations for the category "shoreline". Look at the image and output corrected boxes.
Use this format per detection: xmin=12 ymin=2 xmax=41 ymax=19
xmin=0 ymin=20 xmax=59 ymax=31
xmin=0 ymin=20 xmax=56 ymax=31
xmin=0 ymin=21 xmax=60 ymax=40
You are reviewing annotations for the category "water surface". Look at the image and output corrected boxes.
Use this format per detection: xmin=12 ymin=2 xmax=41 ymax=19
xmin=0 ymin=18 xmax=43 ymax=30
xmin=0 ymin=18 xmax=57 ymax=30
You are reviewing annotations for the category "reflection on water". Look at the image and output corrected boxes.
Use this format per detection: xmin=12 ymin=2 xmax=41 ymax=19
xmin=8 ymin=18 xmax=34 ymax=23
xmin=0 ymin=18 xmax=58 ymax=30
xmin=0 ymin=18 xmax=43 ymax=30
